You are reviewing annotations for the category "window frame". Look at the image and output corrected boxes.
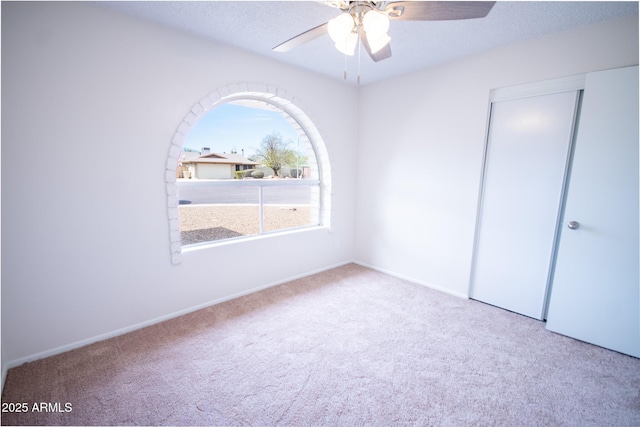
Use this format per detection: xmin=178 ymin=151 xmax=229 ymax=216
xmin=165 ymin=85 xmax=332 ymax=264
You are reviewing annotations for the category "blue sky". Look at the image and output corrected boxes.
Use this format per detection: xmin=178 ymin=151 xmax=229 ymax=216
xmin=184 ymin=103 xmax=300 ymax=158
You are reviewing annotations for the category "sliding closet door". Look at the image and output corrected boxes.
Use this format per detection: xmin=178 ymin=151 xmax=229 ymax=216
xmin=546 ymin=66 xmax=639 ymax=357
xmin=471 ymin=91 xmax=580 ymax=319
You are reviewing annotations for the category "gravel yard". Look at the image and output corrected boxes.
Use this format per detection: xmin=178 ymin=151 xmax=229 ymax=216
xmin=179 ymin=205 xmax=312 ymax=245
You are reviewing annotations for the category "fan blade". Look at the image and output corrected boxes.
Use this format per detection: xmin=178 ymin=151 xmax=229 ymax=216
xmin=360 ymin=27 xmax=392 ymax=62
xmin=273 ymin=22 xmax=329 ymax=52
xmin=385 ymin=1 xmax=495 ymax=21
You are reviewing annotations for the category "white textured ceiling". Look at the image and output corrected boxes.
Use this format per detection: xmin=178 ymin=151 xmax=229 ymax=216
xmin=97 ymin=1 xmax=639 ymax=86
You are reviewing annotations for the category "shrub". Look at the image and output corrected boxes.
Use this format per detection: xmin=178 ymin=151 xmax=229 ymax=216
xmin=234 ymin=170 xmax=246 ymax=179
xmin=251 ymin=170 xmax=264 ymax=179
xmin=290 ymin=168 xmax=302 ymax=178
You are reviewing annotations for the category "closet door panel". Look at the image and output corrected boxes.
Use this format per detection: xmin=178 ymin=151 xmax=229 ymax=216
xmin=471 ymin=91 xmax=579 ymax=319
xmin=546 ymin=66 xmax=639 ymax=357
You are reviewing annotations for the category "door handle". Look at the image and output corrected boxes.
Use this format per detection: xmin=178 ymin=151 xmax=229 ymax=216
xmin=567 ymin=221 xmax=580 ymax=230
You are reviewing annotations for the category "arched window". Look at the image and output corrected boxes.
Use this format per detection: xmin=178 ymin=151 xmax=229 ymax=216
xmin=165 ymin=84 xmax=331 ymax=264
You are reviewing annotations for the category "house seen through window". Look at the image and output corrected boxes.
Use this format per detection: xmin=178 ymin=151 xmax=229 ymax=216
xmin=177 ymin=100 xmax=320 ymax=246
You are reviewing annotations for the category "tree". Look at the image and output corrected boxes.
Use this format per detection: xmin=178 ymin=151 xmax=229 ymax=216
xmin=252 ymin=131 xmax=296 ymax=177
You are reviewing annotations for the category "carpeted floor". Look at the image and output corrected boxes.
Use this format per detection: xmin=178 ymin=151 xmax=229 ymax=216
xmin=2 ymin=263 xmax=639 ymax=426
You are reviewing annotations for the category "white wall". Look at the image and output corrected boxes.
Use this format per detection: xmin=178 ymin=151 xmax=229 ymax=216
xmin=354 ymin=15 xmax=639 ymax=297
xmin=1 ymin=2 xmax=358 ymax=371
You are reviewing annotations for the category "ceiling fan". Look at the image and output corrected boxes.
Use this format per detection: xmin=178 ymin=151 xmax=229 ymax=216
xmin=273 ymin=1 xmax=496 ymax=64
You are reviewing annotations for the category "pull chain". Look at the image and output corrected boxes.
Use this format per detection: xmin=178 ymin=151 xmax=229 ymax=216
xmin=357 ymin=29 xmax=361 ymax=86
xmin=344 ymin=50 xmax=348 ymax=81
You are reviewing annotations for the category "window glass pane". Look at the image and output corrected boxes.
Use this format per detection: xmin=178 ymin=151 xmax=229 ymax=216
xmin=177 ymin=99 xmax=322 ymax=246
xmin=262 ymin=185 xmax=317 ymax=233
xmin=178 ymin=184 xmax=257 ymax=205
xmin=179 ymin=185 xmax=259 ymax=245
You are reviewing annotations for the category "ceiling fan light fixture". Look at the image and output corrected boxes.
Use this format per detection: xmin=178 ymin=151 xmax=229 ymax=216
xmin=328 ymin=12 xmax=354 ymax=43
xmin=362 ymin=10 xmax=390 ymax=36
xmin=362 ymin=10 xmax=391 ymax=54
xmin=334 ymin=31 xmax=357 ymax=56
xmin=367 ymin=32 xmax=391 ymax=54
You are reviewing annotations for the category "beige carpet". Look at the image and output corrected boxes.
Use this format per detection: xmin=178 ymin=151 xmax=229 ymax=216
xmin=2 ymin=264 xmax=639 ymax=426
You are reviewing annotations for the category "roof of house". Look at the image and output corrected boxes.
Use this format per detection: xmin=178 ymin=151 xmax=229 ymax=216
xmin=179 ymin=151 xmax=258 ymax=166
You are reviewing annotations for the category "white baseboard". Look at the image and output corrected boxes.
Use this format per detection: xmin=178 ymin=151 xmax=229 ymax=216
xmin=352 ymin=260 xmax=469 ymax=300
xmin=2 ymin=260 xmax=354 ymax=383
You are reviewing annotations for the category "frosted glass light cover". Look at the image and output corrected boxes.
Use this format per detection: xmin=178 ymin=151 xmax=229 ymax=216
xmin=363 ymin=11 xmax=390 ymax=36
xmin=328 ymin=13 xmax=354 ymax=43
